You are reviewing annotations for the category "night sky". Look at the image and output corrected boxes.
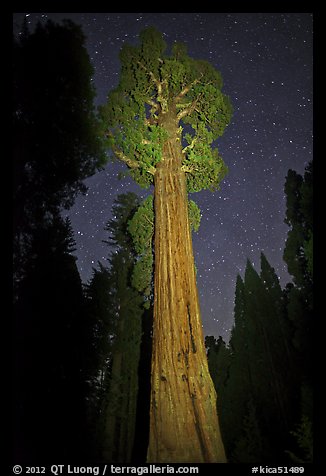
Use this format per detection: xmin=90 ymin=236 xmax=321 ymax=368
xmin=13 ymin=12 xmax=313 ymax=340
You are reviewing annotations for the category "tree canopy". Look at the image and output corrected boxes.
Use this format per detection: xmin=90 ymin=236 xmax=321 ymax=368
xmin=99 ymin=27 xmax=233 ymax=192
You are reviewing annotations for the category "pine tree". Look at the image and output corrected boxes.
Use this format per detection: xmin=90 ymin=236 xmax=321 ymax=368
xmin=205 ymin=335 xmax=231 ymax=455
xmin=100 ymin=26 xmax=232 ymax=463
xmin=283 ymin=162 xmax=313 ymax=359
xmin=220 ymin=274 xmax=252 ymax=458
xmin=13 ymin=19 xmax=106 ymax=292
xmin=244 ymin=259 xmax=292 ymax=459
xmin=13 ymin=215 xmax=90 ymax=461
xmin=216 ymin=259 xmax=298 ymax=462
xmin=283 ymin=162 xmax=313 ymax=462
xmin=205 ymin=336 xmax=230 ymax=393
xmin=83 ymin=264 xmax=113 ymax=460
xmin=259 ymin=254 xmax=299 ymax=445
xmin=13 ymin=20 xmax=106 ymax=461
xmin=85 ymin=193 xmax=145 ymax=463
xmin=283 ymin=162 xmax=313 ymax=290
xmin=101 ymin=251 xmax=143 ymax=463
xmin=231 ymin=398 xmax=264 ymax=463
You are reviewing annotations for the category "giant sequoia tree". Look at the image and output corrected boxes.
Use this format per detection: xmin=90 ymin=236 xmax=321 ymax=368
xmin=100 ymin=27 xmax=233 ymax=462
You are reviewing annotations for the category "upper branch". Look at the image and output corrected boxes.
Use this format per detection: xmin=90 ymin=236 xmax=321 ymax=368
xmin=111 ymin=143 xmax=139 ymax=170
xmin=138 ymin=61 xmax=162 ymax=94
xmin=182 ymin=136 xmax=197 ymax=155
xmin=107 ymin=131 xmax=156 ymax=176
xmin=175 ymin=76 xmax=202 ymax=102
xmin=137 ymin=60 xmax=168 ymax=112
xmin=177 ymin=93 xmax=202 ymax=120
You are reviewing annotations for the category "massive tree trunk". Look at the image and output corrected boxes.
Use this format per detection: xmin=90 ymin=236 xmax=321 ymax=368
xmin=147 ymin=110 xmax=226 ymax=463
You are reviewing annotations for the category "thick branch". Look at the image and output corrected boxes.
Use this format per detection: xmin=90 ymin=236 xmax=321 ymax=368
xmin=147 ymin=166 xmax=156 ymax=176
xmin=182 ymin=136 xmax=197 ymax=154
xmin=112 ymin=144 xmax=139 ymax=169
xmin=146 ymin=99 xmax=159 ymax=111
xmin=105 ymin=131 xmax=136 ymax=168
xmin=138 ymin=60 xmax=168 ymax=112
xmin=115 ymin=146 xmax=156 ymax=176
xmin=138 ymin=61 xmax=161 ymax=92
xmin=175 ymin=77 xmax=201 ymax=102
xmin=107 ymin=131 xmax=156 ymax=175
xmin=177 ymin=99 xmax=199 ymax=120
xmin=145 ymin=99 xmax=160 ymax=124
xmin=181 ymin=164 xmax=199 ymax=173
xmin=176 ymin=102 xmax=193 ymax=110
xmin=145 ymin=116 xmax=159 ymax=126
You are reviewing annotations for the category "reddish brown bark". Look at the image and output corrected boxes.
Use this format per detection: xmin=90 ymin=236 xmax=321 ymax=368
xmin=147 ymin=111 xmax=226 ymax=463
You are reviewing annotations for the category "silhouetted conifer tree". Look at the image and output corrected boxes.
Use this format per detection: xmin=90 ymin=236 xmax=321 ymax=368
xmin=84 ymin=193 xmax=147 ymax=463
xmin=209 ymin=256 xmax=302 ymax=462
xmin=283 ymin=162 xmax=313 ymax=462
xmin=13 ymin=18 xmax=105 ymax=462
xmin=208 ymin=164 xmax=313 ymax=463
xmin=13 ymin=18 xmax=105 ymax=292
xmin=13 ymin=215 xmax=91 ymax=461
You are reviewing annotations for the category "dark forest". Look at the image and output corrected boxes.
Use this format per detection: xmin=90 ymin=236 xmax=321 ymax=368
xmin=13 ymin=19 xmax=313 ymax=466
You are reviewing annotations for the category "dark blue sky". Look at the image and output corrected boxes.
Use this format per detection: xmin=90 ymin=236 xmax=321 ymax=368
xmin=13 ymin=12 xmax=313 ymax=340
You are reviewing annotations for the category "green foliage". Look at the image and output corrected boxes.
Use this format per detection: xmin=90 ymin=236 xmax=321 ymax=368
xmin=132 ymin=252 xmax=154 ymax=303
xmin=127 ymin=195 xmax=201 ymax=298
xmin=183 ymin=140 xmax=229 ymax=192
xmin=127 ymin=195 xmax=201 ymax=300
xmin=104 ymin=192 xmax=141 ymax=249
xmin=188 ymin=199 xmax=201 ymax=231
xmin=128 ymin=196 xmax=154 ymax=256
xmin=86 ymin=193 xmax=147 ymax=462
xmin=128 ymin=196 xmax=154 ymax=300
xmin=100 ymin=27 xmax=233 ymax=192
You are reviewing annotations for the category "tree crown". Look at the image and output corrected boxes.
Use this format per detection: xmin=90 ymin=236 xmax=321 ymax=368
xmin=99 ymin=27 xmax=233 ymax=192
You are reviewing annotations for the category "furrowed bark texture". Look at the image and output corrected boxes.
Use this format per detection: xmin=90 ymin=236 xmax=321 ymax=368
xmin=147 ymin=111 xmax=226 ymax=463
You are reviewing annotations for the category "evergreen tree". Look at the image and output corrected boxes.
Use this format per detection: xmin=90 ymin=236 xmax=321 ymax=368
xmin=283 ymin=162 xmax=313 ymax=462
xmin=13 ymin=215 xmax=91 ymax=461
xmin=220 ymin=274 xmax=253 ymax=459
xmin=13 ymin=19 xmax=106 ymax=462
xmin=85 ymin=193 xmax=145 ymax=463
xmin=283 ymin=162 xmax=313 ymax=290
xmin=100 ymin=26 xmax=232 ymax=463
xmin=205 ymin=335 xmax=232 ymax=453
xmin=283 ymin=162 xmax=313 ymax=362
xmin=231 ymin=398 xmax=264 ymax=463
xmin=210 ymin=257 xmax=300 ymax=462
xmin=13 ymin=19 xmax=106 ymax=291
xmin=100 ymin=253 xmax=143 ymax=463
xmin=82 ymin=264 xmax=113 ymax=460
xmin=207 ymin=164 xmax=313 ymax=463
xmin=259 ymin=253 xmax=299 ymax=432
xmin=243 ymin=259 xmax=292 ymax=461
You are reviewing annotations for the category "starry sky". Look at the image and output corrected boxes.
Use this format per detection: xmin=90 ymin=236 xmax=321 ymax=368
xmin=13 ymin=12 xmax=313 ymax=340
